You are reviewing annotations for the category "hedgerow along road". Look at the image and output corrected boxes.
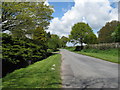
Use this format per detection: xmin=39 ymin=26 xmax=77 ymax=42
xmin=60 ymin=49 xmax=118 ymax=88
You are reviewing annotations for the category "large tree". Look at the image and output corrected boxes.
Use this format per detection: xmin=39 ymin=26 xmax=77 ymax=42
xmin=60 ymin=36 xmax=69 ymax=47
xmin=98 ymin=20 xmax=120 ymax=43
xmin=2 ymin=2 xmax=53 ymax=38
xmin=84 ymin=33 xmax=98 ymax=44
xmin=47 ymin=34 xmax=61 ymax=51
xmin=69 ymin=22 xmax=97 ymax=47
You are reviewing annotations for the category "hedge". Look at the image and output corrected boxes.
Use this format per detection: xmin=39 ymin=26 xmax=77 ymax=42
xmin=2 ymin=33 xmax=48 ymax=77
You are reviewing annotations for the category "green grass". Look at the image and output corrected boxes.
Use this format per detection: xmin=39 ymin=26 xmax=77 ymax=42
xmin=65 ymin=47 xmax=119 ymax=64
xmin=2 ymin=54 xmax=62 ymax=88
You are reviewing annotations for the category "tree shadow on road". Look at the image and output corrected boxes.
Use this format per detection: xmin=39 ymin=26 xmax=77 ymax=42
xmin=63 ymin=77 xmax=118 ymax=89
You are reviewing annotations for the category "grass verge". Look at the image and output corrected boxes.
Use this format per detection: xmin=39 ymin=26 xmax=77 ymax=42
xmin=65 ymin=47 xmax=119 ymax=64
xmin=2 ymin=54 xmax=62 ymax=88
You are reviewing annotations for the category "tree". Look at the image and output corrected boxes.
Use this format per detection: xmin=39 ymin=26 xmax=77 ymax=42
xmin=98 ymin=20 xmax=120 ymax=43
xmin=47 ymin=34 xmax=61 ymax=51
xmin=33 ymin=26 xmax=46 ymax=42
xmin=60 ymin=36 xmax=69 ymax=47
xmin=2 ymin=2 xmax=53 ymax=38
xmin=111 ymin=24 xmax=120 ymax=42
xmin=69 ymin=22 xmax=96 ymax=47
xmin=2 ymin=2 xmax=35 ymax=32
xmin=84 ymin=33 xmax=98 ymax=44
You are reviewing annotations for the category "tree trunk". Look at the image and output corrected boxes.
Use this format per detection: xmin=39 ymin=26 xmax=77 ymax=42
xmin=81 ymin=40 xmax=83 ymax=47
xmin=80 ymin=38 xmax=84 ymax=50
xmin=80 ymin=37 xmax=83 ymax=47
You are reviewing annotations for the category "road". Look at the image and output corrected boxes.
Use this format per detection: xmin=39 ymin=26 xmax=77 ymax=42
xmin=60 ymin=49 xmax=119 ymax=88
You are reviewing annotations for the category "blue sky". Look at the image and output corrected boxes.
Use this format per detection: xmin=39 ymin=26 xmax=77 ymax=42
xmin=49 ymin=2 xmax=75 ymax=18
xmin=110 ymin=2 xmax=118 ymax=8
xmin=49 ymin=1 xmax=117 ymax=19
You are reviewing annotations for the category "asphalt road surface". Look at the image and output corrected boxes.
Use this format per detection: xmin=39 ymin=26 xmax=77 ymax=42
xmin=60 ymin=49 xmax=119 ymax=88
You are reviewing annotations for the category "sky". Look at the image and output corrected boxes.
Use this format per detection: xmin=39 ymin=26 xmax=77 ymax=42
xmin=44 ymin=0 xmax=118 ymax=46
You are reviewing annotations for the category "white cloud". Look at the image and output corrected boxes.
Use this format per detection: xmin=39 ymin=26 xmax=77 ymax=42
xmin=47 ymin=0 xmax=118 ymax=37
xmin=62 ymin=8 xmax=68 ymax=13
xmin=44 ymin=0 xmax=55 ymax=12
xmin=44 ymin=0 xmax=49 ymax=6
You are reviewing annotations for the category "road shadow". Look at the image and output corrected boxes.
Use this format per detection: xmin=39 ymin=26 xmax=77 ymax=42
xmin=62 ymin=76 xmax=118 ymax=88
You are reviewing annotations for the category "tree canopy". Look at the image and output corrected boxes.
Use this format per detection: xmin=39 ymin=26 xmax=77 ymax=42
xmin=98 ymin=20 xmax=120 ymax=43
xmin=69 ymin=22 xmax=97 ymax=46
xmin=2 ymin=2 xmax=54 ymax=38
xmin=47 ymin=34 xmax=61 ymax=51
xmin=60 ymin=36 xmax=69 ymax=48
xmin=111 ymin=24 xmax=120 ymax=42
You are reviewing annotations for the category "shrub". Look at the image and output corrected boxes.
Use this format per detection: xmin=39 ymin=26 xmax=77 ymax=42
xmin=2 ymin=33 xmax=48 ymax=77
xmin=74 ymin=46 xmax=84 ymax=51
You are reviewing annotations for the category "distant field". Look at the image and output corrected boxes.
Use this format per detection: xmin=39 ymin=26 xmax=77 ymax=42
xmin=2 ymin=54 xmax=62 ymax=88
xmin=65 ymin=47 xmax=119 ymax=64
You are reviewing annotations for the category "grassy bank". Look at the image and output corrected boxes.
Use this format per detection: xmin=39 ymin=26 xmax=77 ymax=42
xmin=2 ymin=54 xmax=62 ymax=88
xmin=65 ymin=47 xmax=119 ymax=64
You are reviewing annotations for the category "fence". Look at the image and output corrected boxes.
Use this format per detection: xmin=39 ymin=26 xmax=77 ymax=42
xmin=84 ymin=43 xmax=120 ymax=50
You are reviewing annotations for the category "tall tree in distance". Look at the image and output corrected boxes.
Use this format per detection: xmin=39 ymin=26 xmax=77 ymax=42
xmin=69 ymin=22 xmax=96 ymax=47
xmin=47 ymin=34 xmax=61 ymax=51
xmin=111 ymin=24 xmax=120 ymax=42
xmin=60 ymin=36 xmax=69 ymax=48
xmin=98 ymin=20 xmax=120 ymax=43
xmin=84 ymin=33 xmax=98 ymax=44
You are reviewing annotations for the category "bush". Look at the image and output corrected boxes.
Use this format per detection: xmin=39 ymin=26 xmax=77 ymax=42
xmin=47 ymin=49 xmax=53 ymax=53
xmin=2 ymin=33 xmax=48 ymax=77
xmin=82 ymin=49 xmax=98 ymax=53
xmin=74 ymin=46 xmax=84 ymax=51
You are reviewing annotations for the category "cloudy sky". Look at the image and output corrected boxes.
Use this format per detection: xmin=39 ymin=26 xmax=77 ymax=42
xmin=45 ymin=0 xmax=118 ymax=38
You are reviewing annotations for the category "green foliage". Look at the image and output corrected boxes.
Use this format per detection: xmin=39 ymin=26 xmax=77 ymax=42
xmin=69 ymin=22 xmax=97 ymax=46
xmin=2 ymin=54 xmax=61 ymax=88
xmin=64 ymin=46 xmax=75 ymax=51
xmin=84 ymin=33 xmax=98 ymax=44
xmin=80 ymin=49 xmax=119 ymax=63
xmin=60 ymin=36 xmax=69 ymax=47
xmin=33 ymin=26 xmax=47 ymax=42
xmin=47 ymin=49 xmax=53 ymax=53
xmin=2 ymin=33 xmax=48 ymax=76
xmin=98 ymin=20 xmax=120 ymax=43
xmin=47 ymin=34 xmax=61 ymax=51
xmin=2 ymin=2 xmax=54 ymax=38
xmin=2 ymin=33 xmax=45 ymax=64
xmin=111 ymin=24 xmax=120 ymax=42
xmin=2 ymin=2 xmax=55 ymax=77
